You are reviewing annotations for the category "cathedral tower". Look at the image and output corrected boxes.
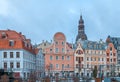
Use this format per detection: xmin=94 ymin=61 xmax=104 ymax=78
xmin=76 ymin=15 xmax=87 ymax=42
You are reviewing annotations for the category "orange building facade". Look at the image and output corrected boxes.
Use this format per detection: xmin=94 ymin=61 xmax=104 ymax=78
xmin=106 ymin=43 xmax=117 ymax=76
xmin=44 ymin=32 xmax=74 ymax=77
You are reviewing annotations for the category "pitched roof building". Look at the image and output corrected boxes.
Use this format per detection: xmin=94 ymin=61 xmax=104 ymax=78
xmin=0 ymin=29 xmax=45 ymax=79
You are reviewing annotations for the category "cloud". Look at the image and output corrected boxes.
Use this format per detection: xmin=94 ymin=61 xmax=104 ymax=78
xmin=0 ymin=0 xmax=120 ymax=43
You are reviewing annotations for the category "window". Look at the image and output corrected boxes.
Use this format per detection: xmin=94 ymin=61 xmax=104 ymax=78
xmin=98 ymin=51 xmax=100 ymax=54
xmin=107 ymin=53 xmax=109 ymax=56
xmin=56 ymin=41 xmax=58 ymax=45
xmin=50 ymin=56 xmax=53 ymax=60
xmin=56 ymin=56 xmax=59 ymax=60
xmin=102 ymin=58 xmax=104 ymax=61
xmin=76 ymin=64 xmax=79 ymax=68
xmin=114 ymin=58 xmax=116 ymax=62
xmin=10 ymin=62 xmax=13 ymax=68
xmin=55 ymin=48 xmax=58 ymax=53
xmin=1 ymin=32 xmax=7 ymax=39
xmin=76 ymin=57 xmax=79 ymax=61
xmin=17 ymin=62 xmax=20 ymax=68
xmin=56 ymin=64 xmax=59 ymax=69
xmin=81 ymin=57 xmax=83 ymax=61
xmin=50 ymin=64 xmax=53 ymax=69
xmin=91 ymin=57 xmax=92 ymax=61
xmin=94 ymin=58 xmax=96 ymax=61
xmin=3 ymin=52 xmax=7 ymax=58
xmin=113 ymin=53 xmax=116 ymax=56
xmin=87 ymin=64 xmax=89 ymax=68
xmin=62 ymin=48 xmax=64 ymax=53
xmin=4 ymin=62 xmax=7 ymax=68
xmin=44 ymin=43 xmax=46 ymax=46
xmin=9 ymin=40 xmax=14 ymax=46
xmin=67 ymin=56 xmax=70 ymax=60
xmin=87 ymin=73 xmax=89 ymax=77
xmin=62 ymin=64 xmax=64 ymax=69
xmin=10 ymin=52 xmax=13 ymax=58
xmin=111 ymin=59 xmax=112 ymax=62
xmin=16 ymin=52 xmax=20 ymax=58
xmin=110 ymin=47 xmax=112 ymax=51
xmin=76 ymin=50 xmax=83 ymax=54
xmin=24 ymin=73 xmax=26 ymax=78
xmin=87 ymin=57 xmax=89 ymax=61
xmin=107 ymin=58 xmax=109 ymax=62
xmin=62 ymin=56 xmax=64 ymax=60
xmin=111 ymin=53 xmax=112 ymax=56
xmin=98 ymin=58 xmax=100 ymax=61
xmin=50 ymin=49 xmax=52 ymax=52
xmin=95 ymin=51 xmax=96 ymax=54
xmin=67 ymin=64 xmax=70 ymax=68
xmin=62 ymin=42 xmax=64 ymax=45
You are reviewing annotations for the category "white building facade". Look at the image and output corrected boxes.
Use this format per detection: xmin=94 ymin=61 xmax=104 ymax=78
xmin=0 ymin=30 xmax=45 ymax=79
xmin=35 ymin=49 xmax=45 ymax=79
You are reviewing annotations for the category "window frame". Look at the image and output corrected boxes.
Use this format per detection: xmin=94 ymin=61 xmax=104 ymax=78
xmin=3 ymin=52 xmax=7 ymax=58
xmin=10 ymin=52 xmax=14 ymax=58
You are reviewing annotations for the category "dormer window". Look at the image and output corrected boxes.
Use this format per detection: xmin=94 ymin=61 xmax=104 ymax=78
xmin=56 ymin=41 xmax=58 ymax=45
xmin=9 ymin=40 xmax=14 ymax=46
xmin=110 ymin=47 xmax=112 ymax=51
xmin=76 ymin=50 xmax=83 ymax=54
xmin=1 ymin=32 xmax=7 ymax=39
xmin=44 ymin=43 xmax=46 ymax=46
xmin=62 ymin=42 xmax=64 ymax=45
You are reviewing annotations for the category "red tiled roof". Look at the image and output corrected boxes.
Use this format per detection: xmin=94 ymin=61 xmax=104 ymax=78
xmin=0 ymin=29 xmax=36 ymax=54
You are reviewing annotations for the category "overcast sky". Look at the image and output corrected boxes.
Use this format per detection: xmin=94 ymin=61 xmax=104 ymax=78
xmin=0 ymin=0 xmax=120 ymax=44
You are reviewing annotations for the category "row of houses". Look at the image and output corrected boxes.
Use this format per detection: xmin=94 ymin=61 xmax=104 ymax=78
xmin=0 ymin=15 xmax=120 ymax=79
xmin=37 ymin=15 xmax=120 ymax=78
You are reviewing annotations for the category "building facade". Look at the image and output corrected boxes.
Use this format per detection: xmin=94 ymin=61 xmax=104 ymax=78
xmin=44 ymin=32 xmax=74 ymax=77
xmin=74 ymin=42 xmax=85 ymax=77
xmin=76 ymin=40 xmax=106 ymax=78
xmin=106 ymin=42 xmax=117 ymax=76
xmin=35 ymin=49 xmax=45 ymax=79
xmin=106 ymin=36 xmax=120 ymax=65
xmin=37 ymin=40 xmax=52 ymax=54
xmin=0 ymin=29 xmax=45 ymax=79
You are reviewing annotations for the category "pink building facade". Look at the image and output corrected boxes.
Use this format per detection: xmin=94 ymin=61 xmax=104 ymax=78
xmin=106 ymin=43 xmax=117 ymax=76
xmin=45 ymin=32 xmax=74 ymax=77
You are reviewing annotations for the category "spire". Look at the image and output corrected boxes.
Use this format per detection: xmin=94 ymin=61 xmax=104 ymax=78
xmin=79 ymin=15 xmax=84 ymax=24
xmin=76 ymin=14 xmax=87 ymax=42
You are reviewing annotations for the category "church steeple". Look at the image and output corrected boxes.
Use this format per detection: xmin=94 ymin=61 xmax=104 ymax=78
xmin=76 ymin=15 xmax=87 ymax=42
xmin=79 ymin=15 xmax=84 ymax=24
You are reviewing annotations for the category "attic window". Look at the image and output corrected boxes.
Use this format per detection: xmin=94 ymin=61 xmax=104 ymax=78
xmin=110 ymin=47 xmax=112 ymax=51
xmin=9 ymin=40 xmax=14 ymax=46
xmin=44 ymin=43 xmax=46 ymax=46
xmin=1 ymin=32 xmax=7 ymax=38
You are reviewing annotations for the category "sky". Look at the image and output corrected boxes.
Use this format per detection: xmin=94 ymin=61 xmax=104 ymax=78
xmin=0 ymin=0 xmax=120 ymax=44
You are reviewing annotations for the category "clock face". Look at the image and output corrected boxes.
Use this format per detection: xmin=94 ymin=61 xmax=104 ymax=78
xmin=76 ymin=50 xmax=83 ymax=54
